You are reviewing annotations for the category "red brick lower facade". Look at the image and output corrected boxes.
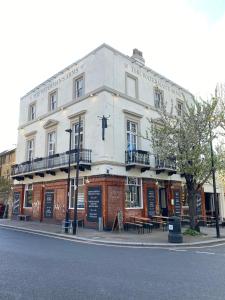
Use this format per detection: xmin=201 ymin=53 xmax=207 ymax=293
xmin=12 ymin=175 xmax=206 ymax=229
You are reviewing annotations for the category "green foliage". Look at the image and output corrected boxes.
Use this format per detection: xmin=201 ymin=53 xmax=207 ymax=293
xmin=183 ymin=228 xmax=202 ymax=236
xmin=148 ymin=95 xmax=225 ymax=190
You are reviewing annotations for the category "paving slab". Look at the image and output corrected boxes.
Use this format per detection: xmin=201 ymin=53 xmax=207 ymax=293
xmin=0 ymin=219 xmax=225 ymax=247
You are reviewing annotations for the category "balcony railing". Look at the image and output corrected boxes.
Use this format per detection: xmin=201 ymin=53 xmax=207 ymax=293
xmin=155 ymin=156 xmax=177 ymax=173
xmin=11 ymin=148 xmax=92 ymax=177
xmin=125 ymin=150 xmax=150 ymax=172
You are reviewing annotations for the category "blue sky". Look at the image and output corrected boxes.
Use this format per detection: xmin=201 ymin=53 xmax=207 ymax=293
xmin=188 ymin=0 xmax=225 ymax=21
xmin=0 ymin=0 xmax=224 ymax=152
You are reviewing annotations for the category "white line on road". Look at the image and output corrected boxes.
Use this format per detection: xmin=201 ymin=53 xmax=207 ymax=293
xmin=170 ymin=249 xmax=187 ymax=252
xmin=195 ymin=251 xmax=215 ymax=255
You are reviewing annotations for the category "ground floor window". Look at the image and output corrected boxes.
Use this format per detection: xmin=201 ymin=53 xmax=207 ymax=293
xmin=125 ymin=177 xmax=142 ymax=208
xmin=70 ymin=178 xmax=85 ymax=209
xmin=24 ymin=184 xmax=33 ymax=208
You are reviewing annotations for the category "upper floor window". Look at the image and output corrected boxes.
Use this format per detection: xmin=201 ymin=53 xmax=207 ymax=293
xmin=49 ymin=90 xmax=57 ymax=111
xmin=74 ymin=76 xmax=84 ymax=99
xmin=177 ymin=100 xmax=183 ymax=116
xmin=154 ymin=87 xmax=164 ymax=109
xmin=126 ymin=74 xmax=138 ymax=98
xmin=127 ymin=120 xmax=137 ymax=151
xmin=69 ymin=177 xmax=85 ymax=209
xmin=72 ymin=120 xmax=83 ymax=149
xmin=26 ymin=139 xmax=34 ymax=161
xmin=24 ymin=184 xmax=33 ymax=208
xmin=47 ymin=131 xmax=56 ymax=156
xmin=29 ymin=103 xmax=36 ymax=121
xmin=125 ymin=177 xmax=142 ymax=208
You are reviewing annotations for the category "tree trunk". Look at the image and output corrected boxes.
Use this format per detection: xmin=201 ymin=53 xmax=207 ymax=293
xmin=185 ymin=175 xmax=198 ymax=231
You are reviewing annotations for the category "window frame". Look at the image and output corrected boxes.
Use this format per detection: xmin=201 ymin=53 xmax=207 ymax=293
xmin=73 ymin=74 xmax=85 ymax=99
xmin=69 ymin=177 xmax=85 ymax=210
xmin=176 ymin=99 xmax=184 ymax=117
xmin=47 ymin=130 xmax=56 ymax=157
xmin=48 ymin=89 xmax=58 ymax=112
xmin=125 ymin=177 xmax=143 ymax=209
xmin=71 ymin=117 xmax=84 ymax=150
xmin=28 ymin=102 xmax=36 ymax=121
xmin=154 ymin=87 xmax=164 ymax=109
xmin=23 ymin=184 xmax=33 ymax=208
xmin=26 ymin=138 xmax=35 ymax=161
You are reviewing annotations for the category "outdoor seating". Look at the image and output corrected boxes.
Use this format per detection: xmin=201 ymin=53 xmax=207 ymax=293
xmin=124 ymin=222 xmax=144 ymax=234
xmin=17 ymin=214 xmax=31 ymax=221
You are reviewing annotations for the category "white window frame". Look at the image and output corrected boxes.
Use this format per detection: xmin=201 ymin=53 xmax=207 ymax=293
xmin=69 ymin=177 xmax=85 ymax=209
xmin=154 ymin=87 xmax=164 ymax=109
xmin=47 ymin=131 xmax=56 ymax=156
xmin=29 ymin=102 xmax=36 ymax=121
xmin=125 ymin=73 xmax=138 ymax=99
xmin=126 ymin=120 xmax=138 ymax=151
xmin=26 ymin=138 xmax=34 ymax=161
xmin=177 ymin=100 xmax=183 ymax=116
xmin=23 ymin=184 xmax=33 ymax=208
xmin=125 ymin=177 xmax=143 ymax=209
xmin=72 ymin=119 xmax=84 ymax=150
xmin=49 ymin=90 xmax=57 ymax=111
xmin=74 ymin=75 xmax=84 ymax=99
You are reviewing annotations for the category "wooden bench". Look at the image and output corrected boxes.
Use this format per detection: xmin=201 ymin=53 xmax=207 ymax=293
xmin=124 ymin=222 xmax=144 ymax=234
xmin=135 ymin=221 xmax=153 ymax=233
xmin=17 ymin=214 xmax=31 ymax=221
xmin=151 ymin=220 xmax=168 ymax=231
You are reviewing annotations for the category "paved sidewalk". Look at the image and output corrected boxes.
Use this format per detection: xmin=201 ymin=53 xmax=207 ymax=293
xmin=0 ymin=219 xmax=225 ymax=247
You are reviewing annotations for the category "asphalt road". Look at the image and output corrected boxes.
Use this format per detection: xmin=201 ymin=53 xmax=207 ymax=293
xmin=1 ymin=228 xmax=225 ymax=300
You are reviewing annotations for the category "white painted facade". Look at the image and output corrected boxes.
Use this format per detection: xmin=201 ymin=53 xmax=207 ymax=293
xmin=14 ymin=43 xmax=225 ymax=220
xmin=16 ymin=44 xmax=193 ymax=179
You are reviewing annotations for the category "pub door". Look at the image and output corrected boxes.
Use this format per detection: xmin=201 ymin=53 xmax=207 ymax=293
xmin=159 ymin=188 xmax=168 ymax=216
xmin=44 ymin=190 xmax=54 ymax=219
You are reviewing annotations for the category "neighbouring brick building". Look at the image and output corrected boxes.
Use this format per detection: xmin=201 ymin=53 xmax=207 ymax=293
xmin=11 ymin=44 xmax=224 ymax=228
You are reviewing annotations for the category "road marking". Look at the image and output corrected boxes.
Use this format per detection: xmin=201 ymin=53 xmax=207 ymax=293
xmin=195 ymin=251 xmax=215 ymax=255
xmin=170 ymin=249 xmax=187 ymax=252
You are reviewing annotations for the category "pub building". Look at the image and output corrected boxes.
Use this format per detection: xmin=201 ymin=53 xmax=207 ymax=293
xmin=11 ymin=44 xmax=225 ymax=229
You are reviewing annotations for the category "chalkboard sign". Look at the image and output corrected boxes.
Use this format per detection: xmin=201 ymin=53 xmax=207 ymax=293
xmin=147 ymin=188 xmax=156 ymax=217
xmin=87 ymin=187 xmax=102 ymax=222
xmin=44 ymin=191 xmax=54 ymax=218
xmin=196 ymin=192 xmax=202 ymax=215
xmin=13 ymin=192 xmax=20 ymax=215
xmin=174 ymin=190 xmax=181 ymax=216
xmin=112 ymin=210 xmax=124 ymax=231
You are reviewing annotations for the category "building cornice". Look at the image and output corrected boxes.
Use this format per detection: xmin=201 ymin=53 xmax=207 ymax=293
xmin=19 ymin=86 xmax=159 ymax=129
xmin=20 ymin=43 xmax=193 ymax=101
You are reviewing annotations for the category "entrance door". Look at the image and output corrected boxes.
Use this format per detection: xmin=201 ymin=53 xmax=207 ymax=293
xmin=159 ymin=188 xmax=168 ymax=216
xmin=44 ymin=190 xmax=54 ymax=218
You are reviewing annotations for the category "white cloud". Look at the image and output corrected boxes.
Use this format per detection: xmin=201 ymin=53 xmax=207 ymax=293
xmin=0 ymin=0 xmax=224 ymax=152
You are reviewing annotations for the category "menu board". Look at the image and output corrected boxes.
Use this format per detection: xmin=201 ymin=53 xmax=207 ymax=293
xmin=87 ymin=187 xmax=102 ymax=222
xmin=13 ymin=192 xmax=20 ymax=215
xmin=196 ymin=192 xmax=202 ymax=215
xmin=174 ymin=190 xmax=181 ymax=216
xmin=44 ymin=191 xmax=54 ymax=218
xmin=147 ymin=188 xmax=156 ymax=217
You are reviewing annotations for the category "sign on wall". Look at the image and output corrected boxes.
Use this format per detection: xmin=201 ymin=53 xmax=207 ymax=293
xmin=13 ymin=192 xmax=20 ymax=215
xmin=87 ymin=187 xmax=102 ymax=222
xmin=147 ymin=188 xmax=156 ymax=217
xmin=174 ymin=190 xmax=181 ymax=216
xmin=44 ymin=191 xmax=54 ymax=218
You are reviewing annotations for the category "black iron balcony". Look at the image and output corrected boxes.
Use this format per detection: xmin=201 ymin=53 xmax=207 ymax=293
xmin=125 ymin=150 xmax=150 ymax=172
xmin=11 ymin=148 xmax=92 ymax=180
xmin=155 ymin=156 xmax=177 ymax=175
